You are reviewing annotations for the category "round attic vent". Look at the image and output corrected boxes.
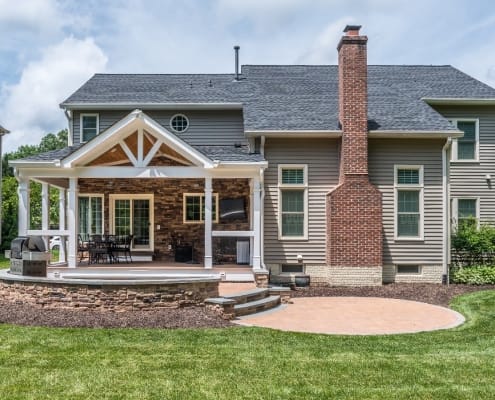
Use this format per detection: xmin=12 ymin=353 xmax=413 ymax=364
xmin=170 ymin=114 xmax=189 ymax=133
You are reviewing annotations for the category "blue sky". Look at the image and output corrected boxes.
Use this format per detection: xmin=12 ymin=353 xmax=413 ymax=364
xmin=1 ymin=0 xmax=494 ymax=152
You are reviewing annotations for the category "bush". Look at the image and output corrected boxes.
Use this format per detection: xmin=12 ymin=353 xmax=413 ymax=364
xmin=450 ymin=266 xmax=495 ymax=285
xmin=451 ymin=220 xmax=495 ymax=266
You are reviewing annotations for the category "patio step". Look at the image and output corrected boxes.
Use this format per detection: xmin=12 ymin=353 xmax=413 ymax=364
xmin=224 ymin=288 xmax=269 ymax=304
xmin=234 ymin=295 xmax=281 ymax=317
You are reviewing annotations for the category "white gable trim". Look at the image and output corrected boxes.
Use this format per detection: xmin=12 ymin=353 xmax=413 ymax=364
xmin=62 ymin=110 xmax=213 ymax=168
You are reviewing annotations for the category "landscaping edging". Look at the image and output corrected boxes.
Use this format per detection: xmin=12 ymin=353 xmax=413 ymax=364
xmin=0 ymin=273 xmax=219 ymax=311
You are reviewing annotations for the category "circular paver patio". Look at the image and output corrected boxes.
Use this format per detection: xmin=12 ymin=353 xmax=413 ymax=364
xmin=235 ymin=297 xmax=465 ymax=335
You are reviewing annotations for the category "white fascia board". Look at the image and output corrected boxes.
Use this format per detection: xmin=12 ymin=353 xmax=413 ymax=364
xmin=60 ymin=102 xmax=243 ymax=110
xmin=422 ymin=98 xmax=495 ymax=106
xmin=17 ymin=166 xmax=261 ymax=179
xmin=368 ymin=130 xmax=464 ymax=139
xmin=216 ymin=161 xmax=268 ymax=168
xmin=62 ymin=110 xmax=140 ymax=167
xmin=141 ymin=114 xmax=213 ymax=168
xmin=245 ymin=130 xmax=341 ymax=138
xmin=9 ymin=160 xmax=60 ymax=168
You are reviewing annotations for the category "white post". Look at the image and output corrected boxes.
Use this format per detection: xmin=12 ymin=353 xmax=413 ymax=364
xmin=249 ymin=179 xmax=254 ymax=266
xmin=17 ymin=178 xmax=30 ymax=236
xmin=58 ymin=188 xmax=66 ymax=263
xmin=204 ymin=177 xmax=213 ymax=269
xmin=252 ymin=176 xmax=262 ymax=270
xmin=67 ymin=178 xmax=78 ymax=268
xmin=41 ymin=183 xmax=50 ymax=251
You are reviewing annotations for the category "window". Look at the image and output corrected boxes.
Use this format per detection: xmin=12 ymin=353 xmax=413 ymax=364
xmin=281 ymin=264 xmax=304 ymax=273
xmin=170 ymin=114 xmax=189 ymax=133
xmin=396 ymin=265 xmax=421 ymax=274
xmin=395 ymin=166 xmax=423 ymax=239
xmin=183 ymin=193 xmax=219 ymax=223
xmin=454 ymin=198 xmax=478 ymax=228
xmin=110 ymin=194 xmax=154 ymax=250
xmin=80 ymin=114 xmax=99 ymax=142
xmin=278 ymin=165 xmax=308 ymax=239
xmin=78 ymin=195 xmax=103 ymax=238
xmin=450 ymin=119 xmax=479 ymax=161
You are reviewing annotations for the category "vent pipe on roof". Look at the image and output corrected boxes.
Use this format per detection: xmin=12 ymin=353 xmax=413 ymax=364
xmin=234 ymin=45 xmax=240 ymax=80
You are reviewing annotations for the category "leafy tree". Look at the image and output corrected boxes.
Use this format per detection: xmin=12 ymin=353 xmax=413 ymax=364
xmin=1 ymin=129 xmax=68 ymax=250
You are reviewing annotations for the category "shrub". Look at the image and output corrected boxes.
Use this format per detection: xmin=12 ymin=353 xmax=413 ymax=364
xmin=450 ymin=266 xmax=495 ymax=285
xmin=451 ymin=220 xmax=495 ymax=266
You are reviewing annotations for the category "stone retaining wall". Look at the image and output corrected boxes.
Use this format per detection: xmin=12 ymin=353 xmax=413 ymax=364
xmin=0 ymin=279 xmax=219 ymax=311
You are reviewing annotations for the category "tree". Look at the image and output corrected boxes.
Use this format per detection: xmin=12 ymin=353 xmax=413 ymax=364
xmin=1 ymin=129 xmax=68 ymax=250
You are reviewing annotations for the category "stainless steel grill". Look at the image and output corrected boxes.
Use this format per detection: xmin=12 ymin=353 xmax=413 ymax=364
xmin=8 ymin=236 xmax=49 ymax=276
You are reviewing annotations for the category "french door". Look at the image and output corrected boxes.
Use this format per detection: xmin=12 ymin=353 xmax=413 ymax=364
xmin=110 ymin=194 xmax=154 ymax=250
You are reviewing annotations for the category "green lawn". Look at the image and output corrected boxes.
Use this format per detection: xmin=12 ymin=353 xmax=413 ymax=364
xmin=0 ymin=255 xmax=9 ymax=269
xmin=0 ymin=291 xmax=494 ymax=399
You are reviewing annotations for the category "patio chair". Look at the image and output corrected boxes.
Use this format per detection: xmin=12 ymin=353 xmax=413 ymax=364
xmin=78 ymin=234 xmax=89 ymax=263
xmin=113 ymin=234 xmax=133 ymax=263
xmin=88 ymin=235 xmax=111 ymax=264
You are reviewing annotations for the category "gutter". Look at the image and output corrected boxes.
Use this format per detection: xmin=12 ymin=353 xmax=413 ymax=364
xmin=245 ymin=130 xmax=341 ymax=138
xmin=442 ymin=138 xmax=452 ymax=285
xmin=64 ymin=109 xmax=73 ymax=146
xmin=368 ymin=130 xmax=463 ymax=139
xmin=422 ymin=97 xmax=495 ymax=106
xmin=60 ymin=102 xmax=244 ymax=110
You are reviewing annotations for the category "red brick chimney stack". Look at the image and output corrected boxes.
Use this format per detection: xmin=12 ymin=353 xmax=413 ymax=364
xmin=338 ymin=24 xmax=368 ymax=177
xmin=326 ymin=25 xmax=383 ymax=285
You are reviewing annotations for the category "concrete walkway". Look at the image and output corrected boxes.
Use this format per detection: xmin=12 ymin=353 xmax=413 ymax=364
xmin=235 ymin=296 xmax=465 ymax=335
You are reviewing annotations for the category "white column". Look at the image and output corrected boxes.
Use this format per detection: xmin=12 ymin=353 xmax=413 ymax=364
xmin=252 ymin=176 xmax=262 ymax=270
xmin=204 ymin=177 xmax=213 ymax=269
xmin=67 ymin=178 xmax=78 ymax=268
xmin=17 ymin=178 xmax=30 ymax=236
xmin=249 ymin=179 xmax=254 ymax=266
xmin=58 ymin=188 xmax=66 ymax=263
xmin=41 ymin=183 xmax=50 ymax=250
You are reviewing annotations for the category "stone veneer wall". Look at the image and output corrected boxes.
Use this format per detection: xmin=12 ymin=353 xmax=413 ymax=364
xmin=78 ymin=178 xmax=250 ymax=261
xmin=382 ymin=265 xmax=443 ymax=284
xmin=0 ymin=279 xmax=219 ymax=311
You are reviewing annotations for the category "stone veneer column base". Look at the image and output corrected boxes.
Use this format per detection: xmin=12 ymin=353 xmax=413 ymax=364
xmin=326 ymin=266 xmax=383 ymax=286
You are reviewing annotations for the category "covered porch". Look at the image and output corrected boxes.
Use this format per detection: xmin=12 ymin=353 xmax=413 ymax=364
xmin=11 ymin=110 xmax=267 ymax=272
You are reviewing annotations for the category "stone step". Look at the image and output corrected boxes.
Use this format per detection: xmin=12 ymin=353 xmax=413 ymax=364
xmin=224 ymin=288 xmax=269 ymax=304
xmin=234 ymin=295 xmax=281 ymax=316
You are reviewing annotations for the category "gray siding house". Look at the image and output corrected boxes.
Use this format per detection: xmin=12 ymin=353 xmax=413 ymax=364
xmin=10 ymin=25 xmax=495 ymax=286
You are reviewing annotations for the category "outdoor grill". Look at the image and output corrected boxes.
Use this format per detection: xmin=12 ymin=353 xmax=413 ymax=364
xmin=7 ymin=236 xmax=50 ymax=277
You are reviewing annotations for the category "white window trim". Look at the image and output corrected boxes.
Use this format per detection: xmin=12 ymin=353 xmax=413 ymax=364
xmin=394 ymin=165 xmax=424 ymax=241
xmin=170 ymin=113 xmax=189 ymax=134
xmin=278 ymin=164 xmax=308 ymax=240
xmin=182 ymin=193 xmax=219 ymax=224
xmin=395 ymin=264 xmax=423 ymax=275
xmin=109 ymin=194 xmax=154 ymax=251
xmin=452 ymin=197 xmax=480 ymax=229
xmin=449 ymin=118 xmax=479 ymax=162
xmin=78 ymin=193 xmax=104 ymax=236
xmin=80 ymin=113 xmax=100 ymax=143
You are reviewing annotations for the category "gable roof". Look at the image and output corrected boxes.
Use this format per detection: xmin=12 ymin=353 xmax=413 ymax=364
xmin=61 ymin=65 xmax=495 ymax=132
xmin=0 ymin=125 xmax=9 ymax=134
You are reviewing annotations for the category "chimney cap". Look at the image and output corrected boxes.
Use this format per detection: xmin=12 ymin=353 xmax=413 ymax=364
xmin=343 ymin=25 xmax=362 ymax=33
xmin=234 ymin=45 xmax=240 ymax=50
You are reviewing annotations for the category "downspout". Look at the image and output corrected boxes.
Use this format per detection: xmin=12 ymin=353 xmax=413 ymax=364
xmin=442 ymin=138 xmax=452 ymax=285
xmin=260 ymin=135 xmax=267 ymax=270
xmin=64 ymin=108 xmax=73 ymax=146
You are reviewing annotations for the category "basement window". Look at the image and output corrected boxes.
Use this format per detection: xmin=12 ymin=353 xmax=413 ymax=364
xmin=281 ymin=264 xmax=304 ymax=273
xmin=396 ymin=265 xmax=421 ymax=274
xmin=170 ymin=114 xmax=189 ymax=133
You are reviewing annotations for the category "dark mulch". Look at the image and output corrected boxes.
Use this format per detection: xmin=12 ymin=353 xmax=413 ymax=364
xmin=2 ymin=284 xmax=494 ymax=329
xmin=292 ymin=283 xmax=495 ymax=307
xmin=0 ymin=303 xmax=233 ymax=329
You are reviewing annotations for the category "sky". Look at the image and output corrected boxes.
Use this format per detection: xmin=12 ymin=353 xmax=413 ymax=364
xmin=0 ymin=0 xmax=494 ymax=152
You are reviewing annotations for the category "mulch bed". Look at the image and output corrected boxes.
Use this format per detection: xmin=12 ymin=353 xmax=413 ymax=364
xmin=292 ymin=283 xmax=495 ymax=307
xmin=0 ymin=303 xmax=233 ymax=329
xmin=1 ymin=284 xmax=494 ymax=329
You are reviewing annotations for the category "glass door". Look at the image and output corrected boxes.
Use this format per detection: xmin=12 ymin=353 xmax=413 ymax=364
xmin=111 ymin=195 xmax=153 ymax=250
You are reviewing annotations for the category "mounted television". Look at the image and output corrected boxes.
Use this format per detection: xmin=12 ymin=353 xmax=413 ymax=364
xmin=220 ymin=198 xmax=246 ymax=220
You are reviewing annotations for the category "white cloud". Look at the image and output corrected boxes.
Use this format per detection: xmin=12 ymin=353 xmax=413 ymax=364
xmin=0 ymin=37 xmax=107 ymax=152
xmin=296 ymin=17 xmax=355 ymax=64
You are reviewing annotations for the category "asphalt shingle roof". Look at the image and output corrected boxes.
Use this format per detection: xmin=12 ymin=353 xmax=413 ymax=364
xmin=16 ymin=145 xmax=84 ymax=162
xmin=61 ymin=65 xmax=495 ymax=132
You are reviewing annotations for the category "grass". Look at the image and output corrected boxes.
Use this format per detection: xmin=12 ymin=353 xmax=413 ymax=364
xmin=0 ymin=291 xmax=494 ymax=399
xmin=0 ymin=254 xmax=9 ymax=269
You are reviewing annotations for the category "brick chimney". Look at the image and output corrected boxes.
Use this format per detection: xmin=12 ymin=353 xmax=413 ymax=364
xmin=326 ymin=25 xmax=383 ymax=286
